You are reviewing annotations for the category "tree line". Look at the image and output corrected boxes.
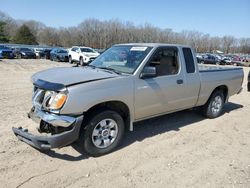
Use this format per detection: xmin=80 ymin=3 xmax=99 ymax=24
xmin=0 ymin=11 xmax=250 ymax=54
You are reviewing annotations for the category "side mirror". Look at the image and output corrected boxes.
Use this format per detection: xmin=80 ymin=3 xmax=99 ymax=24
xmin=140 ymin=66 xmax=156 ymax=79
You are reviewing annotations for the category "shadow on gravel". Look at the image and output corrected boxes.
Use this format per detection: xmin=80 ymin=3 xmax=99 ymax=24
xmin=41 ymin=102 xmax=243 ymax=161
xmin=40 ymin=146 xmax=90 ymax=161
xmin=223 ymin=102 xmax=243 ymax=114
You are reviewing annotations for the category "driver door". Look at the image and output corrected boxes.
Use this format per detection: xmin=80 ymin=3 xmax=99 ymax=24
xmin=134 ymin=47 xmax=187 ymax=120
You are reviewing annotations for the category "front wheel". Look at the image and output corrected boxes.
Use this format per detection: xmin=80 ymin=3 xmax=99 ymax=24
xmin=79 ymin=57 xmax=84 ymax=66
xmin=79 ymin=110 xmax=125 ymax=156
xmin=203 ymin=90 xmax=225 ymax=118
xmin=69 ymin=56 xmax=73 ymax=64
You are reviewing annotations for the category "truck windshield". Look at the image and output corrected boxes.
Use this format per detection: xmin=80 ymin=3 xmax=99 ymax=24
xmin=90 ymin=46 xmax=152 ymax=74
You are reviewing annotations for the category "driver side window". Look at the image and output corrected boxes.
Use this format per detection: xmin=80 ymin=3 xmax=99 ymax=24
xmin=149 ymin=47 xmax=179 ymax=77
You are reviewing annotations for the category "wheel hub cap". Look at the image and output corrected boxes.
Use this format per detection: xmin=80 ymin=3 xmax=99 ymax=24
xmin=92 ymin=119 xmax=118 ymax=149
xmin=211 ymin=96 xmax=223 ymax=114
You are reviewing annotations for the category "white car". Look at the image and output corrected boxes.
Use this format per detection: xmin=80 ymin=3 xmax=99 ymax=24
xmin=68 ymin=46 xmax=100 ymax=65
xmin=33 ymin=48 xmax=44 ymax=58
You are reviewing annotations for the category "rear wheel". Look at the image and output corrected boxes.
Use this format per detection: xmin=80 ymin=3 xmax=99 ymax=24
xmin=203 ymin=90 xmax=225 ymax=118
xmin=79 ymin=110 xmax=125 ymax=156
xmin=17 ymin=54 xmax=22 ymax=59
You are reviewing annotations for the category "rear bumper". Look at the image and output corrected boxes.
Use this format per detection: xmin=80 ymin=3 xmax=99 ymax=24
xmin=12 ymin=107 xmax=83 ymax=150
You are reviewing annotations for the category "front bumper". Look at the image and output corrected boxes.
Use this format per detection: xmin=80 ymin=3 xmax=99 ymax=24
xmin=12 ymin=107 xmax=83 ymax=150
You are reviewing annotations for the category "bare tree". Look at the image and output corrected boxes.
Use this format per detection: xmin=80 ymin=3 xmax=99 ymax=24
xmin=222 ymin=36 xmax=236 ymax=54
xmin=1 ymin=10 xmax=250 ymax=54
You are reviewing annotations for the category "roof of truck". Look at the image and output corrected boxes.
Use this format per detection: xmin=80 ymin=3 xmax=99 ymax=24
xmin=115 ymin=43 xmax=192 ymax=48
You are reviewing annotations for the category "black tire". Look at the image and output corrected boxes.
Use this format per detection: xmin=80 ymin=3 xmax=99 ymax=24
xmin=69 ymin=56 xmax=73 ymax=64
xmin=17 ymin=54 xmax=22 ymax=59
xmin=56 ymin=56 xmax=60 ymax=62
xmin=79 ymin=110 xmax=125 ymax=156
xmin=79 ymin=57 xmax=84 ymax=66
xmin=203 ymin=90 xmax=225 ymax=119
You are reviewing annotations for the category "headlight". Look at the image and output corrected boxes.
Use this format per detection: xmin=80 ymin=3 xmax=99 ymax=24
xmin=43 ymin=91 xmax=67 ymax=111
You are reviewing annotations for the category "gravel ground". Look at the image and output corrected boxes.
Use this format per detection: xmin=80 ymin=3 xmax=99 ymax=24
xmin=0 ymin=59 xmax=250 ymax=188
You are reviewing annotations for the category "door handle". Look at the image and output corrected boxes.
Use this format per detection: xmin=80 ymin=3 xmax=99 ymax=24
xmin=177 ymin=79 xmax=183 ymax=84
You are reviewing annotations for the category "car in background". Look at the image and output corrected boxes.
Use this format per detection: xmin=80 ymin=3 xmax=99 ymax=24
xmin=38 ymin=49 xmax=52 ymax=59
xmin=68 ymin=46 xmax=100 ymax=65
xmin=50 ymin=48 xmax=68 ymax=62
xmin=232 ymin=56 xmax=241 ymax=62
xmin=248 ymin=71 xmax=250 ymax=91
xmin=0 ymin=45 xmax=15 ymax=59
xmin=197 ymin=54 xmax=220 ymax=65
xmin=242 ymin=55 xmax=250 ymax=62
xmin=33 ymin=48 xmax=44 ymax=58
xmin=220 ymin=56 xmax=232 ymax=65
xmin=15 ymin=48 xmax=36 ymax=59
xmin=94 ymin=48 xmax=106 ymax=54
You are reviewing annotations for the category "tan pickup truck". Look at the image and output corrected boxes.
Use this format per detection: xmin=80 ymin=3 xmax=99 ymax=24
xmin=13 ymin=43 xmax=244 ymax=156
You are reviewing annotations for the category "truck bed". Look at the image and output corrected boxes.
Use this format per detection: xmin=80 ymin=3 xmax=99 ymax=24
xmin=196 ymin=64 xmax=243 ymax=107
xmin=198 ymin=64 xmax=242 ymax=72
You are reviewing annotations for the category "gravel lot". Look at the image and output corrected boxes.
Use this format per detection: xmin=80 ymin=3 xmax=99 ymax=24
xmin=0 ymin=59 xmax=250 ymax=188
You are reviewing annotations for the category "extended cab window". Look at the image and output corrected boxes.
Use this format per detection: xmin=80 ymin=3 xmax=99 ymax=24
xmin=149 ymin=47 xmax=179 ymax=77
xmin=182 ymin=48 xmax=195 ymax=73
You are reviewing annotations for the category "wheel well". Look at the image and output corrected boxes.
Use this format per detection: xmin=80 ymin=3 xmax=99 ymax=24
xmin=211 ymin=85 xmax=228 ymax=102
xmin=83 ymin=101 xmax=130 ymax=130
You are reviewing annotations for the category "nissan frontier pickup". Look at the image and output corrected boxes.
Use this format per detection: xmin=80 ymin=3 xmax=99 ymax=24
xmin=13 ymin=43 xmax=244 ymax=156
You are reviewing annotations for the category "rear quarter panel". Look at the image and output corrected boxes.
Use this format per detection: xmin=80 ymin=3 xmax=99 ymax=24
xmin=196 ymin=67 xmax=243 ymax=106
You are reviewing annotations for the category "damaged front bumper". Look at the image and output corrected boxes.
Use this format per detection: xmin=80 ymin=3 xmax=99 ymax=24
xmin=12 ymin=107 xmax=83 ymax=150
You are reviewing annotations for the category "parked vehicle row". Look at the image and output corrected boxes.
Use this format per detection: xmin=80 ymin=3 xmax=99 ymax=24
xmin=197 ymin=53 xmax=250 ymax=67
xmin=1 ymin=44 xmax=249 ymax=68
xmin=0 ymin=45 xmax=102 ymax=64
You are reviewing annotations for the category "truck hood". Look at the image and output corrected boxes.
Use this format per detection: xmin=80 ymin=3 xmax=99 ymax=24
xmin=32 ymin=67 xmax=118 ymax=90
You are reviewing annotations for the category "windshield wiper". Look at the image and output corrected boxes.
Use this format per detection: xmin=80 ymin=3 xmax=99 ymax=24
xmin=97 ymin=67 xmax=122 ymax=75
